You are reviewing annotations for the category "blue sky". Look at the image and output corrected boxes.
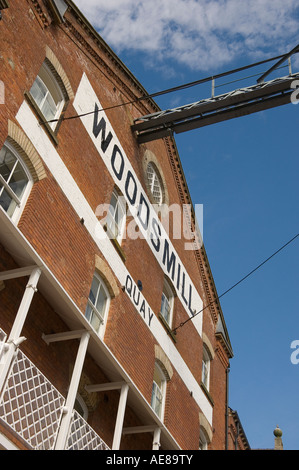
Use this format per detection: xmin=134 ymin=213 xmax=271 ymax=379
xmin=74 ymin=0 xmax=299 ymax=450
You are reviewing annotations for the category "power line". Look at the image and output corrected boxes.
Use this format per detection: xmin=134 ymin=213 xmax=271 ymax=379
xmin=172 ymin=233 xmax=299 ymax=334
xmin=40 ymin=51 xmax=291 ymax=126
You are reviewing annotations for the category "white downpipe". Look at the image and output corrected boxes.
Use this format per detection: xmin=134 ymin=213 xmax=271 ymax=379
xmin=112 ymin=383 xmax=129 ymax=450
xmin=152 ymin=427 xmax=161 ymax=450
xmin=0 ymin=267 xmax=41 ymax=395
xmin=54 ymin=331 xmax=90 ymax=450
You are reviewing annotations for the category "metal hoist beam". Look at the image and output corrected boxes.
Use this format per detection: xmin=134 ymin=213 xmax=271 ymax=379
xmin=132 ymin=46 xmax=299 ymax=143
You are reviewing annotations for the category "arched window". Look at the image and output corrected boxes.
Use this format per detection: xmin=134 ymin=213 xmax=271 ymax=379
xmin=106 ymin=189 xmax=126 ymax=244
xmin=74 ymin=394 xmax=89 ymax=421
xmin=30 ymin=62 xmax=65 ymax=129
xmin=199 ymin=411 xmax=213 ymax=450
xmin=160 ymin=278 xmax=174 ymax=327
xmin=151 ymin=362 xmax=167 ymax=419
xmin=199 ymin=427 xmax=209 ymax=450
xmin=85 ymin=273 xmax=110 ymax=336
xmin=0 ymin=142 xmax=33 ymax=221
xmin=146 ymin=162 xmax=164 ymax=205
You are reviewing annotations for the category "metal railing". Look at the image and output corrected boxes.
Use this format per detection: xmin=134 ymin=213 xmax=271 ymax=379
xmin=0 ymin=328 xmax=7 ymax=364
xmin=0 ymin=337 xmax=110 ymax=450
xmin=0 ymin=348 xmax=65 ymax=449
xmin=132 ymin=45 xmax=299 ymax=143
xmin=66 ymin=410 xmax=110 ymax=450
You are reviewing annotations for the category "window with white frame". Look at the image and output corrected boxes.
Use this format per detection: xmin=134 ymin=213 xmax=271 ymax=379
xmin=160 ymin=278 xmax=174 ymax=327
xmin=106 ymin=189 xmax=126 ymax=243
xmin=146 ymin=162 xmax=164 ymax=205
xmin=85 ymin=273 xmax=110 ymax=335
xmin=0 ymin=142 xmax=32 ymax=222
xmin=30 ymin=62 xmax=65 ymax=129
xmin=199 ymin=427 xmax=208 ymax=450
xmin=201 ymin=345 xmax=211 ymax=391
xmin=151 ymin=363 xmax=167 ymax=419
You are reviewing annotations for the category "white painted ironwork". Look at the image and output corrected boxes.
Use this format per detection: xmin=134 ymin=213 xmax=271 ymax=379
xmin=112 ymin=383 xmax=129 ymax=450
xmin=134 ymin=73 xmax=299 ymax=125
xmin=132 ymin=55 xmax=299 ymax=143
xmin=0 ymin=328 xmax=7 ymax=364
xmin=65 ymin=409 xmax=110 ymax=450
xmin=0 ymin=267 xmax=41 ymax=395
xmin=0 ymin=331 xmax=110 ymax=450
xmin=54 ymin=331 xmax=90 ymax=450
xmin=0 ymin=349 xmax=65 ymax=450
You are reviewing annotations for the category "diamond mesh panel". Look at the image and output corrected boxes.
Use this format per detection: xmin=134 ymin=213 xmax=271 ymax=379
xmin=66 ymin=410 xmax=110 ymax=450
xmin=0 ymin=349 xmax=65 ymax=450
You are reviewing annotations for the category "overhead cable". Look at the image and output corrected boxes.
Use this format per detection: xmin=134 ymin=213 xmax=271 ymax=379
xmin=40 ymin=52 xmax=293 ymax=125
xmin=172 ymin=232 xmax=299 ymax=334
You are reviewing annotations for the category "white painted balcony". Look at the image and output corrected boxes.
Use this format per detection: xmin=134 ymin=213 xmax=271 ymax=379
xmin=0 ymin=345 xmax=110 ymax=450
xmin=66 ymin=409 xmax=110 ymax=450
xmin=0 ymin=209 xmax=181 ymax=451
xmin=0 ymin=328 xmax=6 ymax=364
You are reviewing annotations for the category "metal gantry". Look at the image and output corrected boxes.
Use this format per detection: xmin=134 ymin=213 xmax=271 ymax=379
xmin=132 ymin=45 xmax=299 ymax=143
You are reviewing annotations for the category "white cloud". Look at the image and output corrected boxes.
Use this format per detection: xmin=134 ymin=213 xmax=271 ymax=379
xmin=73 ymin=0 xmax=299 ymax=72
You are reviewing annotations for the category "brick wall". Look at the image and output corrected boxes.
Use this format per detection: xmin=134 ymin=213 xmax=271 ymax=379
xmin=0 ymin=0 xmax=233 ymax=450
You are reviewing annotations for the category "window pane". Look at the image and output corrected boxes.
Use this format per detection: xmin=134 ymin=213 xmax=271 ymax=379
xmin=115 ymin=203 xmax=120 ymax=225
xmin=95 ymin=285 xmax=107 ymax=317
xmin=0 ymin=145 xmax=30 ymax=219
xmin=151 ymin=381 xmax=163 ymax=416
xmin=147 ymin=163 xmax=163 ymax=204
xmin=0 ymin=188 xmax=14 ymax=214
xmin=202 ymin=360 xmax=208 ymax=386
xmin=85 ymin=275 xmax=110 ymax=334
xmin=199 ymin=429 xmax=208 ymax=450
xmin=85 ymin=302 xmax=93 ymax=323
xmin=90 ymin=311 xmax=101 ymax=332
xmin=160 ymin=293 xmax=171 ymax=322
xmin=9 ymin=162 xmax=28 ymax=199
xmin=89 ymin=276 xmax=100 ymax=306
xmin=0 ymin=146 xmax=16 ymax=182
xmin=39 ymin=64 xmax=62 ymax=105
xmin=107 ymin=192 xmax=126 ymax=241
xmin=109 ymin=192 xmax=118 ymax=212
xmin=85 ymin=302 xmax=102 ymax=332
xmin=106 ymin=211 xmax=118 ymax=238
xmin=42 ymin=91 xmax=58 ymax=122
xmin=151 ymin=364 xmax=166 ymax=418
xmin=153 ymin=366 xmax=163 ymax=389
xmin=30 ymin=76 xmax=48 ymax=108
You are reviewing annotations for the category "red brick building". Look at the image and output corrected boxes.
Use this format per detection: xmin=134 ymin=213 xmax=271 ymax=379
xmin=227 ymin=409 xmax=250 ymax=450
xmin=0 ymin=0 xmax=243 ymax=451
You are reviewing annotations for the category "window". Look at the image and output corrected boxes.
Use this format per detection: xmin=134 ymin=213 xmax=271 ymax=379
xmin=199 ymin=427 xmax=208 ymax=450
xmin=146 ymin=162 xmax=163 ymax=205
xmin=160 ymin=278 xmax=174 ymax=326
xmin=151 ymin=363 xmax=167 ymax=419
xmin=202 ymin=345 xmax=211 ymax=390
xmin=30 ymin=62 xmax=65 ymax=129
xmin=85 ymin=273 xmax=110 ymax=335
xmin=0 ymin=142 xmax=32 ymax=221
xmin=106 ymin=189 xmax=126 ymax=243
xmin=74 ymin=394 xmax=88 ymax=421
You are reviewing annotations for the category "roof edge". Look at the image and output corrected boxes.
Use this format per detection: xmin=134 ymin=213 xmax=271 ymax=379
xmin=65 ymin=0 xmax=160 ymax=113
